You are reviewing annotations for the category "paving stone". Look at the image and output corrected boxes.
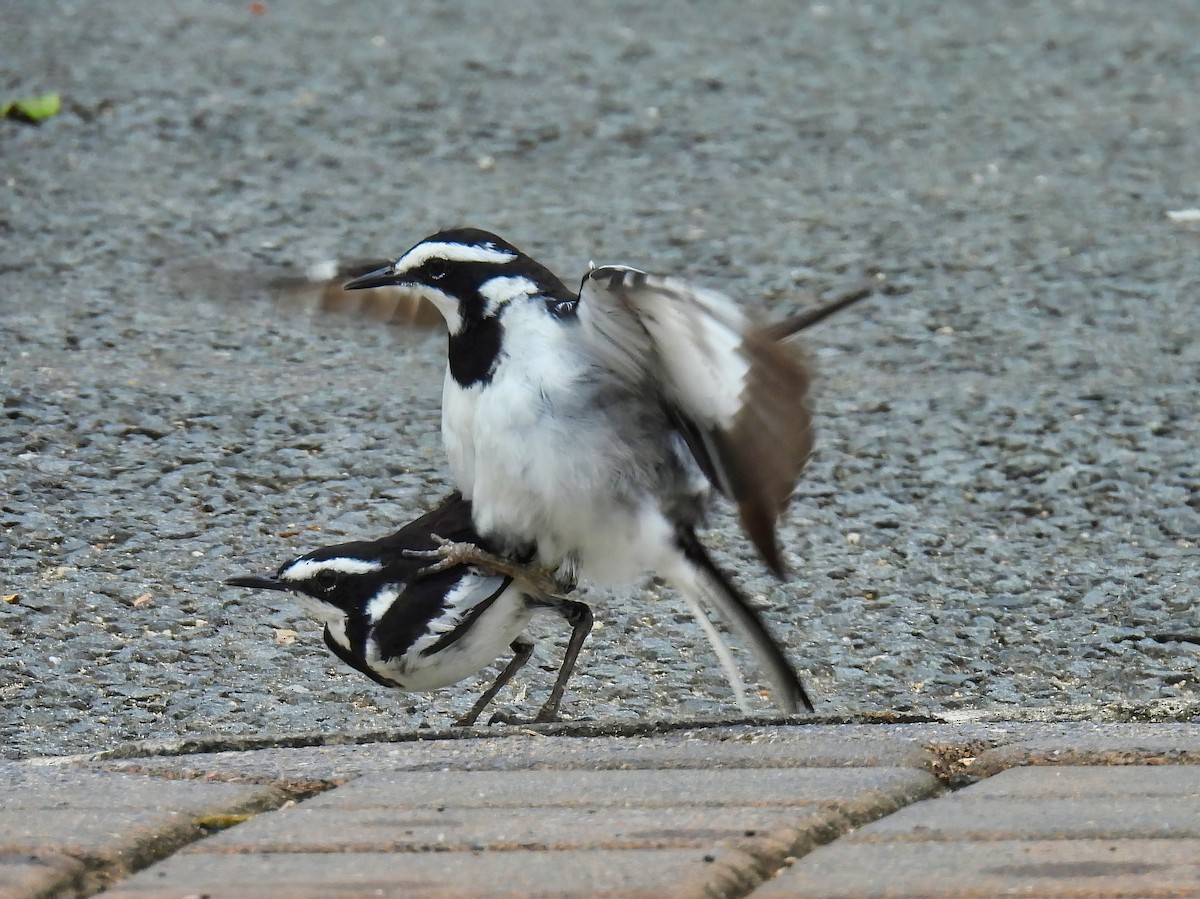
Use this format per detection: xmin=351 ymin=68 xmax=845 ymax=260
xmin=971 ymin=727 xmax=1200 ymax=777
xmin=755 ymin=839 xmax=1200 ymax=898
xmin=4 ymin=806 xmax=248 ymax=858
xmin=302 ymin=766 xmax=940 ymax=810
xmin=0 ymin=768 xmax=270 ymax=810
xmin=841 ymin=768 xmax=1200 ymax=843
xmin=994 ymin=726 xmax=1200 ymax=755
xmin=185 ymin=804 xmax=833 ymax=853
xmin=0 ymin=769 xmax=281 ymax=853
xmin=24 ymin=726 xmax=1200 ymax=897
xmin=104 ymin=847 xmax=766 ymax=898
xmin=0 ymin=766 xmax=284 ymax=894
xmin=855 ymin=797 xmax=1200 ymax=841
xmin=91 ymin=725 xmax=949 ymax=783
xmin=0 ymin=851 xmax=86 ymax=899
xmin=961 ymin=764 xmax=1200 ymax=798
xmin=90 ymin=722 xmax=1200 ymax=785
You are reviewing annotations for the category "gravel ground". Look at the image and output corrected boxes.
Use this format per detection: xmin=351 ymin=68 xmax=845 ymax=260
xmin=2 ymin=1 xmax=1197 ymax=760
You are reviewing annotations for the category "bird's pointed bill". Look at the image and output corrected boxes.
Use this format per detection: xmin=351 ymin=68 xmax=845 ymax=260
xmin=343 ymin=265 xmax=399 ymax=291
xmin=225 ymin=573 xmax=290 ymax=591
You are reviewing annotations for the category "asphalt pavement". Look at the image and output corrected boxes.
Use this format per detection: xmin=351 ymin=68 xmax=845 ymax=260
xmin=2 ymin=1 xmax=1197 ymax=762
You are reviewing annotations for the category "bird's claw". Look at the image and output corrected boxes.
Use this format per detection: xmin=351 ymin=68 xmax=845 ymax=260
xmin=404 ymin=537 xmax=568 ymax=599
xmin=402 ymin=536 xmax=494 ymax=577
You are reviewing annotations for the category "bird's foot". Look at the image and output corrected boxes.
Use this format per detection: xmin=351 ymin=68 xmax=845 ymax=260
xmin=451 ymin=711 xmax=558 ymax=727
xmin=553 ymin=553 xmax=580 ymax=593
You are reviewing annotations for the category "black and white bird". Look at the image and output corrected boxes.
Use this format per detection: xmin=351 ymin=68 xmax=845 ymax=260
xmin=344 ymin=229 xmax=864 ymax=714
xmin=225 ymin=492 xmax=593 ymax=726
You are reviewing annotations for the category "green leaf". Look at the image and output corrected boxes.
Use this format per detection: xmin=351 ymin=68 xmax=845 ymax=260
xmin=3 ymin=92 xmax=62 ymax=124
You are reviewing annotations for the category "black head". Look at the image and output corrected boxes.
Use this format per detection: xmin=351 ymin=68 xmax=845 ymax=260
xmin=225 ymin=541 xmax=400 ymax=615
xmin=342 ymin=228 xmax=576 ymax=337
xmin=225 ymin=492 xmax=489 ymax=612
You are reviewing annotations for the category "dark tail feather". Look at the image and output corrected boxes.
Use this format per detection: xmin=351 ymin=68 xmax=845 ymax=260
xmin=761 ymin=283 xmax=874 ymax=342
xmin=674 ymin=530 xmax=815 ymax=714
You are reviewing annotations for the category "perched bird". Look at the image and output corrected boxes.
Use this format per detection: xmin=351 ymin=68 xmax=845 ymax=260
xmin=225 ymin=492 xmax=593 ymax=726
xmin=343 ymin=229 xmax=867 ymax=714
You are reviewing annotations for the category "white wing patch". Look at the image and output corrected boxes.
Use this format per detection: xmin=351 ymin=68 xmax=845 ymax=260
xmin=640 ymin=284 xmax=749 ymax=428
xmin=577 ymin=264 xmax=813 ymax=574
xmin=410 ymin=574 xmax=509 ymax=645
xmin=579 ymin=266 xmax=751 ymax=428
xmin=282 ymin=557 xmax=382 ymax=581
xmin=364 ymin=573 xmax=531 ymax=691
xmin=394 ymin=241 xmax=517 ymax=271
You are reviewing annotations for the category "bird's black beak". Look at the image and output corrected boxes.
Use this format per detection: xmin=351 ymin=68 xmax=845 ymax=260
xmin=342 ymin=264 xmax=398 ymax=292
xmin=224 ymin=573 xmax=291 ymax=592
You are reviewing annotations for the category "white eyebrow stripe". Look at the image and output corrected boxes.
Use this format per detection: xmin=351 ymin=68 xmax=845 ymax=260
xmin=479 ymin=275 xmax=539 ymax=316
xmin=395 ymin=242 xmax=517 ymax=271
xmin=282 ymin=558 xmax=383 ymax=581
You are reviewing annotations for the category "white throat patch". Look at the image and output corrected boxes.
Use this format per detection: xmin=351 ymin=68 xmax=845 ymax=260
xmin=479 ymin=275 xmax=539 ymax=317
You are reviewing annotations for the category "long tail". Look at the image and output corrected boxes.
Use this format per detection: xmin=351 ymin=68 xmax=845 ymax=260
xmin=761 ymin=283 xmax=875 ymax=343
xmin=669 ymin=529 xmax=815 ymax=714
xmin=677 ymin=590 xmax=751 ymax=713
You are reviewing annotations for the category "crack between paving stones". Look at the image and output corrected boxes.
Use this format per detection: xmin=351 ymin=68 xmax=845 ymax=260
xmin=729 ymin=742 xmax=1006 ymax=897
xmin=721 ymin=776 xmax=949 ymax=897
xmin=61 ymin=779 xmax=337 ymax=898
xmin=34 ymin=731 xmax=1046 ymax=897
xmin=40 ymin=729 xmax=1198 ymax=897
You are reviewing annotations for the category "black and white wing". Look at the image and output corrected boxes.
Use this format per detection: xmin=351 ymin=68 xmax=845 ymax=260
xmin=578 ymin=265 xmax=813 ymax=576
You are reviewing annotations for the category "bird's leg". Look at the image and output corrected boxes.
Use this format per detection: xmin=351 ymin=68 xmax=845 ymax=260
xmin=454 ymin=640 xmax=534 ymax=727
xmin=532 ymin=599 xmax=593 ymax=723
xmin=404 ymin=536 xmax=572 ymax=599
xmin=486 ymin=599 xmax=594 ymax=726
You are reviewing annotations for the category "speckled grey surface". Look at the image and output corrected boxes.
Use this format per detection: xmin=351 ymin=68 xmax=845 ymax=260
xmin=2 ymin=1 xmax=1197 ymax=760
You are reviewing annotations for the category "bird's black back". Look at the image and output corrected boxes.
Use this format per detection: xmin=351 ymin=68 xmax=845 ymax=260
xmin=292 ymin=492 xmax=506 ymax=660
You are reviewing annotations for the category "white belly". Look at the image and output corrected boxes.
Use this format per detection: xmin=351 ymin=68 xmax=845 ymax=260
xmin=442 ymin=369 xmax=480 ymax=496
xmin=439 ymin=304 xmax=680 ymax=586
xmin=468 ymin=367 xmax=675 ymax=585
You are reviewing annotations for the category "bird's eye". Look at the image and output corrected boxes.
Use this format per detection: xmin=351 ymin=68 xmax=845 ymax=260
xmin=313 ymin=570 xmax=340 ymax=592
xmin=425 ymin=260 xmax=448 ymax=281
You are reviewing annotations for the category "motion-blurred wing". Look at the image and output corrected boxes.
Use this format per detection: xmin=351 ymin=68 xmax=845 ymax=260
xmin=272 ymin=258 xmax=444 ymax=327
